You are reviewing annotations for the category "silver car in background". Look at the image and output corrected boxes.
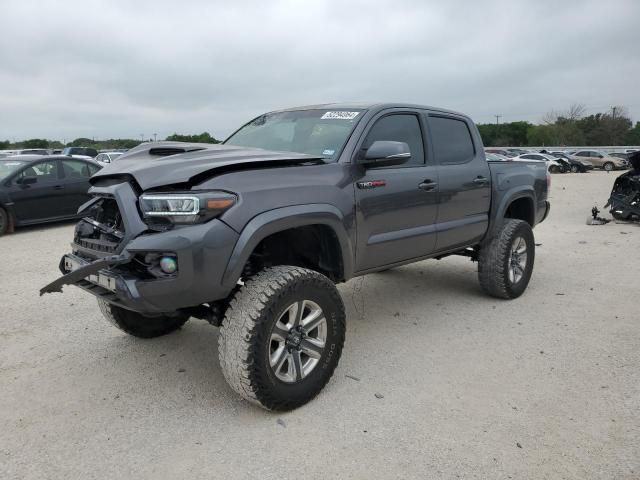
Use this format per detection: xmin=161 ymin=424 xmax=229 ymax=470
xmin=571 ymin=150 xmax=628 ymax=171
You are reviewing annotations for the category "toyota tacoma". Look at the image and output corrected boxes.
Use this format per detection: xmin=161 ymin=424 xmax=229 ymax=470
xmin=42 ymin=103 xmax=550 ymax=410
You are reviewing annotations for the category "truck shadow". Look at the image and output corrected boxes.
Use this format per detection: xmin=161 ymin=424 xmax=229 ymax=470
xmin=84 ymin=260 xmax=489 ymax=413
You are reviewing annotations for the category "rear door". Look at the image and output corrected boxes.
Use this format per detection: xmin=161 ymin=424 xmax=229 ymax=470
xmin=59 ymin=160 xmax=100 ymax=215
xmin=575 ymin=151 xmax=600 ymax=167
xmin=353 ymin=110 xmax=439 ymax=271
xmin=426 ymin=114 xmax=491 ymax=251
xmin=8 ymin=160 xmax=65 ymax=222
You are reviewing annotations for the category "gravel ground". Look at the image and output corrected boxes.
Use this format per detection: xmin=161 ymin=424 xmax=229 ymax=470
xmin=1 ymin=171 xmax=638 ymax=479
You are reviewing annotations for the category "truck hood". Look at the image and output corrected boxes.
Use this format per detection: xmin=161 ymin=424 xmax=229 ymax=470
xmin=91 ymin=141 xmax=323 ymax=190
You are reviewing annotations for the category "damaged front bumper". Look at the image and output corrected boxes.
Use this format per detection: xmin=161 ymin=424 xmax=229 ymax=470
xmin=40 ymin=253 xmax=131 ymax=296
xmin=40 ymin=180 xmax=240 ymax=314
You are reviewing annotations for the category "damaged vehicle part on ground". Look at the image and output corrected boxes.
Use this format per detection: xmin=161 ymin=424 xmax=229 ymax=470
xmin=605 ymin=151 xmax=640 ymax=221
xmin=41 ymin=103 xmax=550 ymax=411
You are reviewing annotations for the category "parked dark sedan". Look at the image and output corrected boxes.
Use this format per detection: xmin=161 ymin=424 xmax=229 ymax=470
xmin=0 ymin=155 xmax=102 ymax=235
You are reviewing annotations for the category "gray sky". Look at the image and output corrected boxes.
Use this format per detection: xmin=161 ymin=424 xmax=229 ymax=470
xmin=2 ymin=0 xmax=639 ymax=141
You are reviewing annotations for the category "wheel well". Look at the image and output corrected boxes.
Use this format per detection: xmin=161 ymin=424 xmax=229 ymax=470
xmin=504 ymin=197 xmax=534 ymax=226
xmin=244 ymin=225 xmax=344 ymax=282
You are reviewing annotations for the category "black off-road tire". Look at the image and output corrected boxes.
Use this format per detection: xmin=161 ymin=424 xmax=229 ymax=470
xmin=0 ymin=207 xmax=9 ymax=235
xmin=603 ymin=162 xmax=614 ymax=172
xmin=218 ymin=266 xmax=346 ymax=411
xmin=97 ymin=299 xmax=188 ymax=338
xmin=478 ymin=219 xmax=535 ymax=299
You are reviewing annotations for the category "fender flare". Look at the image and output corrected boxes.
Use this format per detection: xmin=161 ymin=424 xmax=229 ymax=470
xmin=488 ymin=186 xmax=535 ymax=239
xmin=222 ymin=204 xmax=354 ymax=288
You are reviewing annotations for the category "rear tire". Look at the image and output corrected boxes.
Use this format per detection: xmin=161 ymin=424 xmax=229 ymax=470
xmin=478 ymin=219 xmax=535 ymax=299
xmin=0 ymin=207 xmax=8 ymax=235
xmin=218 ymin=266 xmax=345 ymax=411
xmin=97 ymin=299 xmax=188 ymax=338
xmin=603 ymin=162 xmax=614 ymax=172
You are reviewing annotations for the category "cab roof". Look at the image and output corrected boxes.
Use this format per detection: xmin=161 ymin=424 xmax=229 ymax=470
xmin=271 ymin=102 xmax=469 ymax=118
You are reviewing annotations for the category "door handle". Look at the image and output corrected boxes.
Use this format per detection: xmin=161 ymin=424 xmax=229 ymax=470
xmin=53 ymin=185 xmax=65 ymax=190
xmin=418 ymin=180 xmax=438 ymax=191
xmin=473 ymin=176 xmax=489 ymax=185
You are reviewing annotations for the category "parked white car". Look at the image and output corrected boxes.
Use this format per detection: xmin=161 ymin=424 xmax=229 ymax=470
xmin=95 ymin=152 xmax=123 ymax=164
xmin=513 ymin=153 xmax=565 ymax=173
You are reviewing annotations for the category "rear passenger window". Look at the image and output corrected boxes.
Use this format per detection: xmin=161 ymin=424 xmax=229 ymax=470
xmin=429 ymin=116 xmax=475 ymax=164
xmin=62 ymin=160 xmax=91 ymax=178
xmin=363 ymin=114 xmax=425 ymax=167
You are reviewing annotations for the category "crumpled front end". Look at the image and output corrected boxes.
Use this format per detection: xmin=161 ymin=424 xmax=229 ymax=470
xmin=40 ymin=180 xmax=239 ymax=314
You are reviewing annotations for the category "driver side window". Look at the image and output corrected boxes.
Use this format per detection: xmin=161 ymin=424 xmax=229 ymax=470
xmin=363 ymin=114 xmax=425 ymax=167
xmin=16 ymin=161 xmax=59 ymax=183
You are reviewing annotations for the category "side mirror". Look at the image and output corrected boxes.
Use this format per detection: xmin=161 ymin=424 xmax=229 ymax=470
xmin=18 ymin=176 xmax=37 ymax=186
xmin=360 ymin=141 xmax=411 ymax=167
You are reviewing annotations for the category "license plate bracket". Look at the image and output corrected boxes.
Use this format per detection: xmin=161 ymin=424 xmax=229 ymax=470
xmin=64 ymin=256 xmax=117 ymax=292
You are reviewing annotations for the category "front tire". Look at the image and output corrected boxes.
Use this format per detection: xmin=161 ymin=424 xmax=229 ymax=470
xmin=570 ymin=165 xmax=579 ymax=173
xmin=603 ymin=162 xmax=614 ymax=172
xmin=478 ymin=219 xmax=535 ymax=299
xmin=218 ymin=266 xmax=346 ymax=411
xmin=0 ymin=207 xmax=9 ymax=235
xmin=97 ymin=300 xmax=188 ymax=338
xmin=549 ymin=165 xmax=560 ymax=174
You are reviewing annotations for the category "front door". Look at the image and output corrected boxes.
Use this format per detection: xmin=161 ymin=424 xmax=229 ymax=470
xmin=354 ymin=111 xmax=439 ymax=271
xmin=9 ymin=160 xmax=65 ymax=222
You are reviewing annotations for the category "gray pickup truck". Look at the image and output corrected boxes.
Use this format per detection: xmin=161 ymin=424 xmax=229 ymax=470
xmin=42 ymin=103 xmax=550 ymax=410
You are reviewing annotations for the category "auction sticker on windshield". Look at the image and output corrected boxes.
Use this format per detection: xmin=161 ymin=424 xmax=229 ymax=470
xmin=321 ymin=111 xmax=360 ymax=120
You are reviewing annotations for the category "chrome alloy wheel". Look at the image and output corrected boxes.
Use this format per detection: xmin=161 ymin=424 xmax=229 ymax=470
xmin=508 ymin=236 xmax=528 ymax=284
xmin=269 ymin=300 xmax=327 ymax=383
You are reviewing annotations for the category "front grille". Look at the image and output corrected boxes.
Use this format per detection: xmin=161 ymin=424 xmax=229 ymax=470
xmin=75 ymin=237 xmax=119 ymax=254
xmin=73 ymin=196 xmax=125 ymax=259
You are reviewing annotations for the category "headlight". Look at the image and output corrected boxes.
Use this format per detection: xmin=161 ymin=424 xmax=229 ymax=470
xmin=139 ymin=191 xmax=236 ymax=224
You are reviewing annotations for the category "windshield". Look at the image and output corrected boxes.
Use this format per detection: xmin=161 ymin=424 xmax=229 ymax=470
xmin=224 ymin=109 xmax=364 ymax=160
xmin=0 ymin=161 xmax=26 ymax=181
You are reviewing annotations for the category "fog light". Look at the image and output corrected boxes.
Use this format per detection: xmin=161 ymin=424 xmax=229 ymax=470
xmin=159 ymin=256 xmax=178 ymax=274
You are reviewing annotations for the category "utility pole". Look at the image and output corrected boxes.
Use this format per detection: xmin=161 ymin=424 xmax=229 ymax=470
xmin=153 ymin=133 xmax=157 ymax=142
xmin=495 ymin=115 xmax=502 ymax=145
xmin=611 ymin=106 xmax=617 ymax=119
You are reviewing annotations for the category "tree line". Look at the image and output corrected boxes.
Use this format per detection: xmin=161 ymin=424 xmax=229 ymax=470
xmin=2 ymin=106 xmax=640 ymax=150
xmin=478 ymin=104 xmax=640 ymax=147
xmin=0 ymin=132 xmax=221 ymax=151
